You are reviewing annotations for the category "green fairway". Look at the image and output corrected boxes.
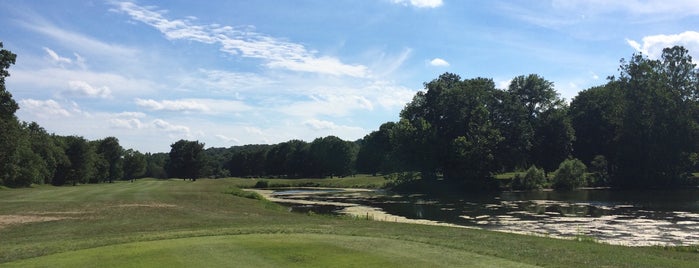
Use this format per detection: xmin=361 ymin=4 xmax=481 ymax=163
xmin=2 ymin=179 xmax=699 ymax=267
xmin=3 ymin=234 xmax=535 ymax=267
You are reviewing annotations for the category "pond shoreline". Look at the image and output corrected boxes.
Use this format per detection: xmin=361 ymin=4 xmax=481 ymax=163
xmin=248 ymin=187 xmax=699 ymax=247
xmin=248 ymin=188 xmax=470 ymax=229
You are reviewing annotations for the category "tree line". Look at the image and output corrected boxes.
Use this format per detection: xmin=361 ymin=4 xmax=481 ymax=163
xmin=2 ymin=41 xmax=698 ymax=190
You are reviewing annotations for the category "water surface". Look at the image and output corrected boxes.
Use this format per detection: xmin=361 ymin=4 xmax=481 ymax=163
xmin=271 ymin=188 xmax=699 ymax=246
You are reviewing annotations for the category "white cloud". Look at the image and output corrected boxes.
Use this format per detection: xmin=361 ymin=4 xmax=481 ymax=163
xmin=24 ymin=19 xmax=138 ymax=58
xmin=497 ymin=79 xmax=512 ymax=90
xmin=303 ymin=119 xmax=339 ymax=130
xmin=114 ymin=111 xmax=146 ymax=118
xmin=10 ymin=67 xmax=159 ymax=98
xmin=135 ymin=98 xmax=252 ymax=114
xmin=392 ymin=0 xmax=443 ymax=8
xmin=152 ymin=119 xmax=190 ymax=134
xmin=180 ymin=69 xmax=275 ymax=94
xmin=429 ymin=58 xmax=450 ymax=67
xmin=67 ymin=80 xmax=112 ymax=99
xmin=136 ymin=98 xmax=208 ymax=112
xmin=215 ymin=134 xmax=241 ymax=144
xmin=110 ymin=118 xmax=143 ymax=129
xmin=19 ymin=99 xmax=71 ymax=118
xmin=113 ymin=2 xmax=368 ymax=77
xmin=279 ymin=94 xmax=374 ymax=118
xmin=626 ymin=31 xmax=699 ymax=59
xmin=43 ymin=47 xmax=71 ymax=65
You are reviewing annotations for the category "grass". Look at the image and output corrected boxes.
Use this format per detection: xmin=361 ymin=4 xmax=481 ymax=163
xmin=1 ymin=178 xmax=699 ymax=267
xmin=226 ymin=174 xmax=388 ymax=189
xmin=3 ymin=234 xmax=534 ymax=268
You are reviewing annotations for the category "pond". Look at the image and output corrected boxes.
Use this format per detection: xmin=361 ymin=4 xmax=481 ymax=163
xmin=266 ymin=188 xmax=699 ymax=246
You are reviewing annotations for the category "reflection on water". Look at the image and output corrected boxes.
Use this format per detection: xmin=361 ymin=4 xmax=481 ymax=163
xmin=271 ymin=188 xmax=699 ymax=246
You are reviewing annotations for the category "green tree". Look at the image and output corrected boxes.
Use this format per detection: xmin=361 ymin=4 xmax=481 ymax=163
xmin=22 ymin=122 xmax=68 ymax=184
xmin=512 ymin=165 xmax=546 ymax=190
xmin=226 ymin=145 xmax=270 ymax=177
xmin=95 ymin=137 xmax=124 ymax=183
xmin=166 ymin=140 xmax=206 ymax=181
xmin=508 ymin=74 xmax=559 ymax=120
xmin=569 ymin=83 xmax=623 ymax=164
xmin=308 ymin=136 xmax=353 ymax=178
xmin=145 ymin=152 xmax=168 ymax=178
xmin=60 ymin=136 xmax=95 ymax=186
xmin=552 ymin=158 xmax=587 ymax=190
xmin=123 ymin=149 xmax=147 ymax=181
xmin=356 ymin=122 xmax=396 ymax=176
xmin=531 ymin=106 xmax=575 ymax=172
xmin=508 ymin=74 xmax=571 ymax=172
xmin=489 ymin=89 xmax=533 ymax=171
xmin=0 ymin=42 xmax=21 ymax=187
xmin=588 ymin=155 xmax=609 ymax=186
xmin=612 ymin=46 xmax=699 ymax=188
xmin=397 ymin=73 xmax=505 ymax=183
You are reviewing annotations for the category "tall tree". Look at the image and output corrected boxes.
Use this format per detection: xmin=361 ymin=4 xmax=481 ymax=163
xmin=62 ymin=136 xmax=95 ymax=186
xmin=612 ymin=46 xmax=699 ymax=188
xmin=508 ymin=74 xmax=570 ymax=172
xmin=145 ymin=152 xmax=169 ymax=179
xmin=531 ymin=105 xmax=575 ymax=172
xmin=123 ymin=149 xmax=147 ymax=181
xmin=308 ymin=136 xmax=354 ymax=178
xmin=397 ymin=73 xmax=504 ymax=183
xmin=22 ymin=122 xmax=68 ymax=184
xmin=0 ymin=42 xmax=20 ymax=187
xmin=95 ymin=137 xmax=124 ymax=183
xmin=356 ymin=122 xmax=396 ymax=176
xmin=508 ymin=74 xmax=559 ymax=120
xmin=489 ymin=89 xmax=533 ymax=170
xmin=166 ymin=140 xmax=206 ymax=181
xmin=569 ymin=83 xmax=623 ymax=164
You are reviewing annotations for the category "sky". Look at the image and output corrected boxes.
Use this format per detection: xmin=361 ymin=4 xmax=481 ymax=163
xmin=1 ymin=0 xmax=698 ymax=153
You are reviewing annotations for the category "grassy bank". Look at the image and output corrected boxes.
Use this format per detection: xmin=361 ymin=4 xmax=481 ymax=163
xmin=1 ymin=179 xmax=698 ymax=267
xmin=226 ymin=174 xmax=388 ymax=189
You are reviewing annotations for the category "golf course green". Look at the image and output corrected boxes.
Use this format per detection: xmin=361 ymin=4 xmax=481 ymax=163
xmin=1 ymin=178 xmax=698 ymax=267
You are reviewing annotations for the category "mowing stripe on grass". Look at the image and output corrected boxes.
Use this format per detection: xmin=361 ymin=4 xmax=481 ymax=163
xmin=3 ymin=233 xmax=538 ymax=268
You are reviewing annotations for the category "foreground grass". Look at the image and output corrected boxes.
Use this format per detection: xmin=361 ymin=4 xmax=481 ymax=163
xmin=1 ymin=179 xmax=698 ymax=267
xmin=4 ymin=234 xmax=533 ymax=268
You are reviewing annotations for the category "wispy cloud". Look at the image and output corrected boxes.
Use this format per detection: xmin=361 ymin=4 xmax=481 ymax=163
xmin=22 ymin=17 xmax=138 ymax=58
xmin=10 ymin=67 xmax=159 ymax=98
xmin=303 ymin=119 xmax=339 ymax=130
xmin=626 ymin=31 xmax=699 ymax=59
xmin=112 ymin=1 xmax=368 ymax=77
xmin=43 ymin=47 xmax=72 ymax=65
xmin=551 ymin=0 xmax=699 ymax=17
xmin=135 ymin=98 xmax=252 ymax=114
xmin=392 ymin=0 xmax=443 ymax=8
xmin=497 ymin=0 xmax=699 ymax=31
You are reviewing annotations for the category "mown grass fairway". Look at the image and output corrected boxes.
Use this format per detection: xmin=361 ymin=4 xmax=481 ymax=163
xmin=2 ymin=179 xmax=699 ymax=267
xmin=3 ymin=234 xmax=534 ymax=267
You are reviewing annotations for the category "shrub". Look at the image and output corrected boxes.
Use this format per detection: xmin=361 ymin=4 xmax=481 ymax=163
xmin=227 ymin=187 xmax=264 ymax=200
xmin=253 ymin=180 xmax=269 ymax=188
xmin=552 ymin=158 xmax=587 ymax=190
xmin=383 ymin=171 xmax=420 ymax=188
xmin=512 ymin=165 xmax=546 ymax=190
xmin=588 ymin=155 xmax=609 ymax=186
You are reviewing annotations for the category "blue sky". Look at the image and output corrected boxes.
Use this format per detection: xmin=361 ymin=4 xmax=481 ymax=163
xmin=1 ymin=0 xmax=698 ymax=152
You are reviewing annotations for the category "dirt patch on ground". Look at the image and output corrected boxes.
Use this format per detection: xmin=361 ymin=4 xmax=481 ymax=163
xmin=0 ymin=214 xmax=76 ymax=229
xmin=115 ymin=203 xmax=177 ymax=208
